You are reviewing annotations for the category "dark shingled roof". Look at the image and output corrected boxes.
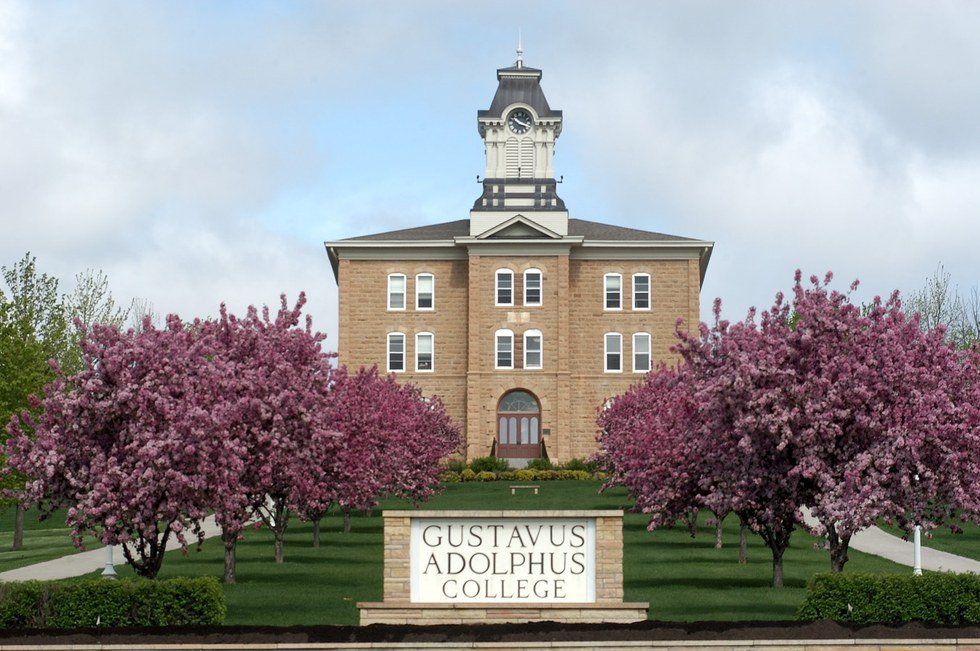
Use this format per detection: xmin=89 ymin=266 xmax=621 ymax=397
xmin=337 ymin=218 xmax=700 ymax=243
xmin=477 ymin=66 xmax=562 ymax=120
xmin=344 ymin=219 xmax=470 ymax=241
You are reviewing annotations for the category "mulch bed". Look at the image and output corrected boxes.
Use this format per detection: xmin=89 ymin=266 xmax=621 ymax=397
xmin=0 ymin=621 xmax=977 ymax=646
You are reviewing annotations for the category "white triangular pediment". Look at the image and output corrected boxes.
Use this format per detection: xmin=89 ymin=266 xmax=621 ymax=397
xmin=475 ymin=215 xmax=562 ymax=240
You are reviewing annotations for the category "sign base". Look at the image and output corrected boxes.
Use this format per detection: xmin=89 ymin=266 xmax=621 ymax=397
xmin=359 ymin=510 xmax=648 ymax=626
xmin=358 ymin=601 xmax=650 ymax=625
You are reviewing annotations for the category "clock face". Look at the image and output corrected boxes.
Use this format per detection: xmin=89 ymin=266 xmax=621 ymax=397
xmin=508 ymin=109 xmax=533 ymax=134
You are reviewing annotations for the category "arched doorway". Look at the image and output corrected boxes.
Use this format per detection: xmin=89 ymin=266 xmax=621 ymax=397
xmin=496 ymin=389 xmax=542 ymax=460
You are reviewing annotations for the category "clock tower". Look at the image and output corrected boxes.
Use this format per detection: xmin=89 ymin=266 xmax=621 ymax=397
xmin=470 ymin=45 xmax=567 ymax=236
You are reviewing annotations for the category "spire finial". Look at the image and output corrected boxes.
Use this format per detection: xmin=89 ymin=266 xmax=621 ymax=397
xmin=516 ymin=29 xmax=523 ymax=68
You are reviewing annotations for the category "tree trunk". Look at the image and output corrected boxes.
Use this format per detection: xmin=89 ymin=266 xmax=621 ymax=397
xmin=758 ymin=520 xmax=793 ymax=588
xmin=121 ymin=525 xmax=171 ymax=579
xmin=683 ymin=508 xmax=698 ymax=538
xmin=771 ymin=549 xmax=784 ymax=588
xmin=222 ymin=529 xmax=237 ymax=584
xmin=273 ymin=499 xmax=286 ymax=564
xmin=312 ymin=519 xmax=321 ymax=548
xmin=343 ymin=510 xmax=351 ymax=534
xmin=826 ymin=526 xmax=851 ymax=573
xmin=11 ymin=504 xmax=24 ymax=551
xmin=738 ymin=522 xmax=748 ymax=564
xmin=714 ymin=517 xmax=724 ymax=549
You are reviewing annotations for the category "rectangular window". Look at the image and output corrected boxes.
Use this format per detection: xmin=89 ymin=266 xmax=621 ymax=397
xmin=633 ymin=274 xmax=650 ymax=310
xmin=604 ymin=333 xmax=622 ymax=372
xmin=604 ymin=274 xmax=622 ymax=310
xmin=416 ymin=273 xmax=434 ymax=310
xmin=387 ymin=333 xmax=405 ymax=372
xmin=633 ymin=332 xmax=651 ymax=373
xmin=524 ymin=330 xmax=542 ymax=369
xmin=387 ymin=274 xmax=406 ymax=310
xmin=495 ymin=330 xmax=514 ymax=369
xmin=416 ymin=332 xmax=433 ymax=371
xmin=496 ymin=270 xmax=513 ymax=306
xmin=524 ymin=269 xmax=542 ymax=306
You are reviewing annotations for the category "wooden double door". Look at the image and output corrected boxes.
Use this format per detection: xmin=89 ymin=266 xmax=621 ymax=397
xmin=495 ymin=389 xmax=542 ymax=459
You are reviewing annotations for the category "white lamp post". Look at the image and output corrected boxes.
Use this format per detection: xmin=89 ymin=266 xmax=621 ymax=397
xmin=102 ymin=544 xmax=117 ymax=578
xmin=913 ymin=525 xmax=922 ymax=576
xmin=911 ymin=473 xmax=923 ymax=576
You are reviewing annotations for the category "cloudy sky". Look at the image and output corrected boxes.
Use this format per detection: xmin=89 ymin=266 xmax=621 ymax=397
xmin=2 ymin=1 xmax=979 ymax=340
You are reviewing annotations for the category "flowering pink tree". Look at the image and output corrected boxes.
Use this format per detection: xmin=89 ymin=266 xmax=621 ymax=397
xmin=292 ymin=366 xmax=460 ymax=539
xmin=211 ymin=294 xmax=337 ymax=567
xmin=598 ymin=301 xmax=806 ymax=585
xmin=597 ymin=368 xmax=700 ymax=531
xmin=4 ymin=316 xmax=236 ymax=578
xmin=599 ymin=271 xmax=980 ymax=585
xmin=776 ymin=273 xmax=980 ymax=572
xmin=678 ymin=297 xmax=806 ymax=588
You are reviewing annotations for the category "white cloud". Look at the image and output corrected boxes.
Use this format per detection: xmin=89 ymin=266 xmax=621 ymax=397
xmin=1 ymin=0 xmax=978 ymax=335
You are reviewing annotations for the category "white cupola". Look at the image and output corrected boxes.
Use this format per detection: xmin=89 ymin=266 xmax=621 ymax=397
xmin=470 ymin=46 xmax=568 ymax=237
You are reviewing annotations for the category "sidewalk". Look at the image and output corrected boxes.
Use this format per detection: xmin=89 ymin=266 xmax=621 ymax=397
xmin=0 ymin=515 xmax=224 ymax=582
xmin=800 ymin=507 xmax=980 ymax=574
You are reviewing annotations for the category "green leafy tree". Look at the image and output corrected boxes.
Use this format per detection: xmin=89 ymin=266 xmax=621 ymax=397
xmin=907 ymin=263 xmax=980 ymax=350
xmin=0 ymin=254 xmax=69 ymax=550
xmin=0 ymin=257 xmax=133 ymax=550
xmin=60 ymin=269 xmax=130 ymax=373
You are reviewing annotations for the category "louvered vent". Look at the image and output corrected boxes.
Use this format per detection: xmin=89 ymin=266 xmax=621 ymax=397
xmin=519 ymin=140 xmax=534 ymax=178
xmin=504 ymin=139 xmax=519 ymax=177
xmin=504 ymin=138 xmax=535 ymax=178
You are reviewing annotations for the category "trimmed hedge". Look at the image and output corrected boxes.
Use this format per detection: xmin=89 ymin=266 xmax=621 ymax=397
xmin=0 ymin=577 xmax=226 ymax=629
xmin=798 ymin=572 xmax=980 ymax=625
xmin=441 ymin=468 xmax=599 ymax=483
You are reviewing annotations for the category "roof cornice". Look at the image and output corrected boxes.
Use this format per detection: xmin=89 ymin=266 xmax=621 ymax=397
xmin=324 ymin=239 xmax=457 ymax=249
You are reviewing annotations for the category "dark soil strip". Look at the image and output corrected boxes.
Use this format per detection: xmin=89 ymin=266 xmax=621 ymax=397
xmin=0 ymin=621 xmax=977 ymax=646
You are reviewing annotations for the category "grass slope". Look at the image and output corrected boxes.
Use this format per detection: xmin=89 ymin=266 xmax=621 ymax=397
xmin=0 ymin=507 xmax=100 ymax=574
xmin=102 ymin=482 xmax=909 ymax=625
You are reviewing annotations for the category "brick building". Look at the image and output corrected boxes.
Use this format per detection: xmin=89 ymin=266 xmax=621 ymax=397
xmin=325 ymin=52 xmax=713 ymax=465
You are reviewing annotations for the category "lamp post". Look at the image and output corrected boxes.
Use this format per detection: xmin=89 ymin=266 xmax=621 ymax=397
xmin=911 ymin=473 xmax=922 ymax=576
xmin=102 ymin=544 xmax=117 ymax=578
xmin=913 ymin=525 xmax=922 ymax=576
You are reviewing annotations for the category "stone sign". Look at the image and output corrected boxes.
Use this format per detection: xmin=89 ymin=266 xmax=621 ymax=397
xmin=411 ymin=516 xmax=594 ymax=603
xmin=358 ymin=510 xmax=648 ymax=625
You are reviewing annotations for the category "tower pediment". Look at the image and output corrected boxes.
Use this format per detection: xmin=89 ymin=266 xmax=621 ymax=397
xmin=475 ymin=215 xmax=563 ymax=240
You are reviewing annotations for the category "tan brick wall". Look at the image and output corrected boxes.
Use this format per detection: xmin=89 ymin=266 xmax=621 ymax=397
xmin=465 ymin=255 xmax=566 ymax=460
xmin=338 ymin=258 xmax=469 ymax=452
xmin=564 ymin=258 xmax=699 ymax=460
xmin=337 ymin=253 xmax=700 ymax=462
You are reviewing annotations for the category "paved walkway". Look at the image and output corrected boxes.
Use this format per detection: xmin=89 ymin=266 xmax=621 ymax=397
xmin=0 ymin=515 xmax=224 ymax=582
xmin=800 ymin=508 xmax=980 ymax=574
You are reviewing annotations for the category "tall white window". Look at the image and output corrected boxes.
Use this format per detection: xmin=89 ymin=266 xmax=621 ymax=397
xmin=633 ymin=332 xmax=651 ymax=373
xmin=495 ymin=328 xmax=514 ymax=369
xmin=387 ymin=332 xmax=405 ymax=372
xmin=604 ymin=332 xmax=622 ymax=373
xmin=387 ymin=273 xmax=406 ymax=311
xmin=416 ymin=273 xmax=434 ymax=310
xmin=524 ymin=329 xmax=542 ymax=369
xmin=604 ymin=273 xmax=622 ymax=310
xmin=496 ymin=269 xmax=514 ymax=306
xmin=524 ymin=268 xmax=542 ymax=306
xmin=633 ymin=273 xmax=651 ymax=310
xmin=415 ymin=332 xmax=434 ymax=372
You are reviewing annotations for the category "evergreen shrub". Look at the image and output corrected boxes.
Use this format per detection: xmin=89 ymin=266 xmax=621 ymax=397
xmin=798 ymin=573 xmax=980 ymax=625
xmin=0 ymin=577 xmax=226 ymax=629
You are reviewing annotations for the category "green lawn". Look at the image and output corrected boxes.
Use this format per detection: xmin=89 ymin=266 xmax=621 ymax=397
xmin=100 ymin=481 xmax=910 ymax=625
xmin=0 ymin=506 xmax=100 ymax=574
xmin=878 ymin=520 xmax=980 ymax=562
